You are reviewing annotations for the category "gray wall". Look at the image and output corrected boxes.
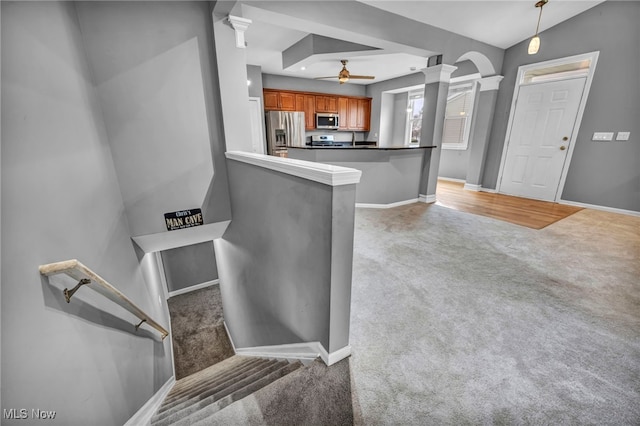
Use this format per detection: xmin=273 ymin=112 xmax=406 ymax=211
xmin=288 ymin=148 xmax=425 ymax=205
xmin=439 ymin=150 xmax=470 ymax=181
xmin=484 ymin=1 xmax=640 ymax=212
xmin=1 ymin=2 xmax=172 ymax=424
xmin=161 ymin=242 xmax=218 ymax=293
xmin=76 ymin=1 xmax=232 ymax=235
xmin=391 ymin=92 xmax=409 ymax=145
xmin=262 ymin=73 xmax=366 ymax=97
xmin=247 ymin=64 xmax=264 ymax=98
xmin=366 ymin=72 xmax=427 ymax=146
xmin=439 ymin=61 xmax=480 ymax=181
xmin=216 ymin=160 xmax=356 ymax=352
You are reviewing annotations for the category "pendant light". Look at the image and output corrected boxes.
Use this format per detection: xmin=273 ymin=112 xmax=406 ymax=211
xmin=528 ymin=0 xmax=548 ymax=55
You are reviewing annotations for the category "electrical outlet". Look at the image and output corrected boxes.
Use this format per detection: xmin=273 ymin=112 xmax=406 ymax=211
xmin=616 ymin=131 xmax=630 ymax=141
xmin=592 ymin=132 xmax=614 ymax=141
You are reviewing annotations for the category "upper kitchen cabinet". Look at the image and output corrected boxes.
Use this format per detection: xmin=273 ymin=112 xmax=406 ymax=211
xmin=338 ymin=97 xmax=349 ymax=130
xmin=357 ymin=98 xmax=371 ymax=131
xmin=264 ymin=89 xmax=371 ymax=131
xmin=342 ymin=97 xmax=372 ymax=131
xmin=264 ymin=89 xmax=296 ymax=111
xmin=296 ymin=93 xmax=316 ymax=130
xmin=315 ymin=95 xmax=338 ymax=113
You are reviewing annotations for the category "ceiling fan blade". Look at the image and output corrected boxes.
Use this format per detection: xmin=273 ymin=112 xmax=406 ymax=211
xmin=349 ymin=75 xmax=375 ymax=80
xmin=314 ymin=76 xmax=338 ymax=80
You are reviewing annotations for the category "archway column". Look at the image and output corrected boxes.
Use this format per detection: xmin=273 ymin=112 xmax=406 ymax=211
xmin=212 ymin=10 xmax=254 ymax=152
xmin=464 ymin=75 xmax=504 ymax=191
xmin=418 ymin=63 xmax=457 ymax=203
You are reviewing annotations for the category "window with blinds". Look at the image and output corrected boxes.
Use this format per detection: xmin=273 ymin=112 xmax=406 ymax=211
xmin=442 ymin=82 xmax=476 ymax=150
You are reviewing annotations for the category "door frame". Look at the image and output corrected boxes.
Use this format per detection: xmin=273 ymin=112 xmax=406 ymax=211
xmin=248 ymin=96 xmax=266 ymax=154
xmin=496 ymin=51 xmax=599 ymax=202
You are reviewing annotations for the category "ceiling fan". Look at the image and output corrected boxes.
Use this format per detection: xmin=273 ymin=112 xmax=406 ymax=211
xmin=315 ymin=60 xmax=375 ymax=84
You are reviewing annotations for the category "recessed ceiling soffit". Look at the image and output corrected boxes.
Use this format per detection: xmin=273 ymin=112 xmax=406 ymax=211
xmin=282 ymin=34 xmax=381 ymax=71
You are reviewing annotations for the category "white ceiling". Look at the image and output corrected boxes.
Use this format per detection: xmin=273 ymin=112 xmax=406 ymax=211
xmin=243 ymin=0 xmax=605 ymax=85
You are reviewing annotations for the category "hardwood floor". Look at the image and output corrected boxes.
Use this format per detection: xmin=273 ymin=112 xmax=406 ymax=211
xmin=435 ymin=179 xmax=583 ymax=229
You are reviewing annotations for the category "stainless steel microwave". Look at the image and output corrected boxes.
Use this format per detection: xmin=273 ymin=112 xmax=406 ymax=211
xmin=316 ymin=113 xmax=339 ymax=130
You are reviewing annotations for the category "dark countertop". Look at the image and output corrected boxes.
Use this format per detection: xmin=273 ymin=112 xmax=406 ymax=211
xmin=290 ymin=145 xmax=436 ymax=151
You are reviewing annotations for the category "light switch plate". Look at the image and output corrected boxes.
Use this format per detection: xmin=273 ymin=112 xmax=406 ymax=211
xmin=592 ymin=132 xmax=614 ymax=141
xmin=616 ymin=131 xmax=630 ymax=141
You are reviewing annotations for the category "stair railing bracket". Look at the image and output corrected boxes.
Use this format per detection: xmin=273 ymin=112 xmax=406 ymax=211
xmin=134 ymin=318 xmax=147 ymax=332
xmin=63 ymin=278 xmax=91 ymax=303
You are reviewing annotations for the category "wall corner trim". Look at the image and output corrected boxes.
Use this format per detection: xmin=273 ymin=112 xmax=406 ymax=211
xmin=419 ymin=194 xmax=437 ymax=203
xmin=226 ymin=151 xmax=362 ymax=186
xmin=124 ymin=376 xmax=175 ymax=426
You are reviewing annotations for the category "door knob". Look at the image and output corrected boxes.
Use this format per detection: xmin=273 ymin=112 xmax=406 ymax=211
xmin=560 ymin=145 xmax=567 ymax=150
xmin=562 ymin=136 xmax=569 ymax=141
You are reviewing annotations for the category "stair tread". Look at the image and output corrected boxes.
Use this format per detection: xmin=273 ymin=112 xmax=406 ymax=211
xmin=173 ymin=361 xmax=303 ymax=426
xmin=167 ymin=355 xmax=254 ymax=396
xmin=161 ymin=358 xmax=271 ymax=409
xmin=153 ymin=359 xmax=280 ymax=422
xmin=152 ymin=359 xmax=300 ymax=426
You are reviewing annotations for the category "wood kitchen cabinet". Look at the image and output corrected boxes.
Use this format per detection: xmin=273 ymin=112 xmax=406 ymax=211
xmin=338 ymin=97 xmax=349 ymax=130
xmin=315 ymin=95 xmax=338 ymax=113
xmin=264 ymin=89 xmax=370 ymax=131
xmin=296 ymin=94 xmax=316 ymax=130
xmin=340 ymin=97 xmax=371 ymax=131
xmin=357 ymin=98 xmax=371 ymax=131
xmin=264 ymin=89 xmax=296 ymax=111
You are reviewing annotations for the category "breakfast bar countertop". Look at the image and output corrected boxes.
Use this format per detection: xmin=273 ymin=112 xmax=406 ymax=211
xmin=289 ymin=145 xmax=436 ymax=150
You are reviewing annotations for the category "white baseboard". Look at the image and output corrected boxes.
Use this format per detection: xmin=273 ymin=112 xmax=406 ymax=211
xmin=437 ymin=177 xmax=466 ymax=183
xmin=559 ymin=199 xmax=640 ymax=217
xmin=167 ymin=279 xmax=219 ymax=298
xmin=356 ymin=198 xmax=418 ymax=209
xmin=318 ymin=344 xmax=352 ymax=366
xmin=125 ymin=376 xmax=175 ymax=426
xmin=463 ymin=183 xmax=482 ymax=191
xmin=479 ymin=187 xmax=497 ymax=193
xmin=234 ymin=341 xmax=351 ymax=366
xmin=419 ymin=194 xmax=436 ymax=204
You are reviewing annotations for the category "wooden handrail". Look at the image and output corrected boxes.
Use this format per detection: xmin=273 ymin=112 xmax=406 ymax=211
xmin=39 ymin=259 xmax=169 ymax=340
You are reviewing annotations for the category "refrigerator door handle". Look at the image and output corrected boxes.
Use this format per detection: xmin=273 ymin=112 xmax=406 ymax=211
xmin=285 ymin=113 xmax=291 ymax=147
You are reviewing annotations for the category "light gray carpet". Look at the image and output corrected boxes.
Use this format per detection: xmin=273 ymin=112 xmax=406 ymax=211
xmin=349 ymin=203 xmax=640 ymax=425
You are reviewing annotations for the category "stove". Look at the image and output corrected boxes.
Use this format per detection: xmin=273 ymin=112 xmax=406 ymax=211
xmin=310 ymin=134 xmax=335 ymax=146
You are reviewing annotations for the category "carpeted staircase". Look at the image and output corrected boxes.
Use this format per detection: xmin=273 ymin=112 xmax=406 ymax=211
xmin=160 ymin=285 xmax=354 ymax=425
xmin=151 ymin=355 xmax=303 ymax=426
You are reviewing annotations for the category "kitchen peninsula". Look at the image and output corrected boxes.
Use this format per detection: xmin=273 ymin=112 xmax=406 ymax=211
xmin=288 ymin=145 xmax=435 ymax=207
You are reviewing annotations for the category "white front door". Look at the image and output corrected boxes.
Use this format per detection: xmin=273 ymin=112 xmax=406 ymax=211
xmin=499 ymin=77 xmax=586 ymax=201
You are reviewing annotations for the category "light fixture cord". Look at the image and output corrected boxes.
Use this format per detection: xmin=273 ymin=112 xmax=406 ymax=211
xmin=534 ymin=4 xmax=544 ymax=36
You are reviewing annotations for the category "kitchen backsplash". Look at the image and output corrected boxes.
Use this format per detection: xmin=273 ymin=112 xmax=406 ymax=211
xmin=305 ymin=129 xmax=368 ymax=143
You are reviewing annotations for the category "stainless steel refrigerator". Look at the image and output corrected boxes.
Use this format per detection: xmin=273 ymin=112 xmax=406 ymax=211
xmin=265 ymin=111 xmax=306 ymax=157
